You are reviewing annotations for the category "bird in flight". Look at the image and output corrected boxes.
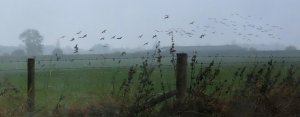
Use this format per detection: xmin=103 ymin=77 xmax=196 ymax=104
xmin=70 ymin=38 xmax=75 ymax=41
xmin=100 ymin=37 xmax=105 ymax=40
xmin=76 ymin=31 xmax=82 ymax=34
xmin=138 ymin=34 xmax=143 ymax=38
xmin=199 ymin=34 xmax=206 ymax=38
xmin=144 ymin=42 xmax=149 ymax=45
xmin=189 ymin=21 xmax=194 ymax=25
xmin=117 ymin=37 xmax=122 ymax=39
xmin=152 ymin=35 xmax=157 ymax=38
xmin=74 ymin=44 xmax=79 ymax=53
xmin=80 ymin=34 xmax=87 ymax=38
xmin=164 ymin=15 xmax=169 ymax=19
xmin=102 ymin=30 xmax=107 ymax=33
xmin=111 ymin=35 xmax=116 ymax=39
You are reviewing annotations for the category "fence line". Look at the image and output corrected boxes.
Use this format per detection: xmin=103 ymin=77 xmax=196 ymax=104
xmin=0 ymin=61 xmax=299 ymax=72
xmin=0 ymin=53 xmax=298 ymax=115
xmin=1 ymin=55 xmax=300 ymax=63
xmin=0 ymin=54 xmax=299 ymax=73
xmin=196 ymin=61 xmax=300 ymax=65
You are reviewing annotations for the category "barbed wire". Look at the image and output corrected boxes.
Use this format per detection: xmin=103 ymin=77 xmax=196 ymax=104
xmin=0 ymin=66 xmax=130 ymax=72
xmin=195 ymin=61 xmax=300 ymax=65
xmin=0 ymin=60 xmax=299 ymax=72
xmin=0 ymin=55 xmax=300 ymax=63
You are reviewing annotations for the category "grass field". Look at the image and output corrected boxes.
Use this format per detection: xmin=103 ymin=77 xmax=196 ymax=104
xmin=0 ymin=51 xmax=300 ymax=116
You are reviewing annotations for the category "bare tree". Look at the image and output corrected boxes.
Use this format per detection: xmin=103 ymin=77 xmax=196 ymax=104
xmin=19 ymin=29 xmax=44 ymax=56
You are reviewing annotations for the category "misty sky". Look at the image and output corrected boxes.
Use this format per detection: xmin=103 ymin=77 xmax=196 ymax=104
xmin=0 ymin=0 xmax=299 ymax=50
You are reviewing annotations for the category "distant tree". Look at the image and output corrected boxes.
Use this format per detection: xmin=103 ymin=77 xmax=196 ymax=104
xmin=285 ymin=45 xmax=297 ymax=51
xmin=11 ymin=49 xmax=26 ymax=56
xmin=52 ymin=48 xmax=63 ymax=56
xmin=19 ymin=29 xmax=43 ymax=56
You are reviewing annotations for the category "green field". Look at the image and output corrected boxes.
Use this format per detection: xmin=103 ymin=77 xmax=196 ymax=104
xmin=0 ymin=51 xmax=300 ymax=116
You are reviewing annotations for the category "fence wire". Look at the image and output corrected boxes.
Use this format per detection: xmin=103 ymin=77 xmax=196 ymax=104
xmin=1 ymin=55 xmax=300 ymax=63
xmin=0 ymin=56 xmax=300 ymax=72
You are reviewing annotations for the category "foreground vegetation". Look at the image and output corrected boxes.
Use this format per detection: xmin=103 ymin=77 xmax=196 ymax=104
xmin=0 ymin=50 xmax=300 ymax=116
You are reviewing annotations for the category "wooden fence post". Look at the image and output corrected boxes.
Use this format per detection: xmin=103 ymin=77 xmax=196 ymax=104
xmin=176 ymin=53 xmax=188 ymax=103
xmin=27 ymin=58 xmax=35 ymax=116
xmin=125 ymin=53 xmax=188 ymax=116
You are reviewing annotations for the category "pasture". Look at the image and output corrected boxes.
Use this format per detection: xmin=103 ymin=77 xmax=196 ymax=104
xmin=0 ymin=50 xmax=300 ymax=116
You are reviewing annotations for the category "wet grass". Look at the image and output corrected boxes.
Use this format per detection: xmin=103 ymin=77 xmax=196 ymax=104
xmin=0 ymin=53 xmax=299 ymax=116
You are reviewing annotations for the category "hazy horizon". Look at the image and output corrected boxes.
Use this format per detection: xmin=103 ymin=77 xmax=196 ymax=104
xmin=1 ymin=0 xmax=299 ymax=50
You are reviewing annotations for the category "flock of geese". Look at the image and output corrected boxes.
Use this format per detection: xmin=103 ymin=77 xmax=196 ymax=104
xmin=57 ymin=13 xmax=283 ymax=54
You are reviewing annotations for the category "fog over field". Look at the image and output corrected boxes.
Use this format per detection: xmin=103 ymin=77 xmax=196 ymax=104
xmin=1 ymin=1 xmax=300 ymax=117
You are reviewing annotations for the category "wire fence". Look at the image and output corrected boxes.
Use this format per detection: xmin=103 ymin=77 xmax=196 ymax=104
xmin=1 ymin=55 xmax=300 ymax=62
xmin=0 ymin=54 xmax=300 ymax=115
xmin=0 ymin=55 xmax=299 ymax=72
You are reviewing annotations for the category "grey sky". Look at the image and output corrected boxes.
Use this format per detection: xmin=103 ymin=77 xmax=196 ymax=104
xmin=0 ymin=0 xmax=299 ymax=49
